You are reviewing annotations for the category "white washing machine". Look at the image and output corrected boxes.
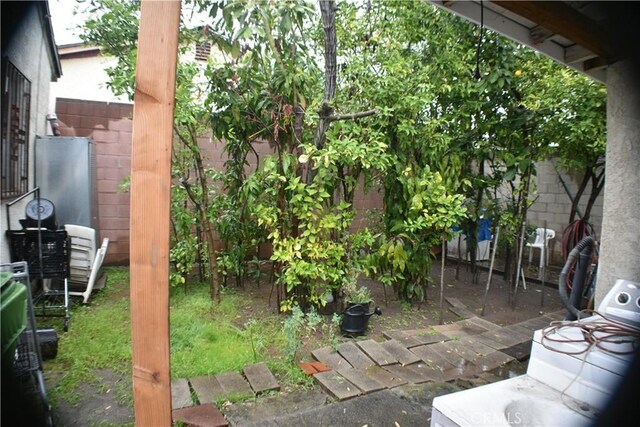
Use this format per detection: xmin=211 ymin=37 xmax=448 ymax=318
xmin=431 ymin=279 xmax=640 ymax=427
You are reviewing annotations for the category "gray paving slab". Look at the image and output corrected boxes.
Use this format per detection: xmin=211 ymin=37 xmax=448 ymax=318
xmin=215 ymin=372 xmax=255 ymax=399
xmin=380 ymin=339 xmax=421 ymax=366
xmin=383 ymin=363 xmax=439 ymax=384
xmin=171 ymin=378 xmax=193 ymax=410
xmin=243 ymin=363 xmax=280 ymax=394
xmin=312 ymin=346 xmax=352 ymax=370
xmin=410 ymin=344 xmax=456 ymax=370
xmin=337 ymin=341 xmax=375 ymax=369
xmin=313 ymin=371 xmax=361 ymax=401
xmin=362 ymin=365 xmax=408 ymax=389
xmin=405 ymin=328 xmax=450 ymax=345
xmin=356 ymin=339 xmax=397 ymax=366
xmin=189 ymin=375 xmax=224 ymax=404
xmin=474 ymin=351 xmax=515 ymax=372
xmin=382 ymin=330 xmax=423 ymax=348
xmin=479 ymin=328 xmax=527 ymax=348
xmin=465 ymin=316 xmax=501 ymax=331
xmin=336 ymin=367 xmax=386 ymax=394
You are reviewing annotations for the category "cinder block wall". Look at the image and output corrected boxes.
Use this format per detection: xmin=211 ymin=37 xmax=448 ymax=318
xmin=55 ymin=98 xmax=605 ymax=267
xmin=55 ymin=98 xmax=385 ymax=265
xmin=56 ymin=98 xmax=133 ymax=265
xmin=526 ymin=159 xmax=603 ymax=264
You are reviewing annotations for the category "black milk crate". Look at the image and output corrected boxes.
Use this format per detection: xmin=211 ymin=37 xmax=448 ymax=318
xmin=6 ymin=230 xmax=70 ymax=279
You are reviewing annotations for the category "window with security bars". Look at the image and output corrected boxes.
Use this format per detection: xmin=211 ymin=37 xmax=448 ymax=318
xmin=1 ymin=59 xmax=31 ymax=199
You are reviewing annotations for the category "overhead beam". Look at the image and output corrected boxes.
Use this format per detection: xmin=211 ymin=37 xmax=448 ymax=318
xmin=429 ymin=0 xmax=606 ymax=83
xmin=491 ymin=1 xmax=615 ymax=62
xmin=529 ymin=25 xmax=553 ymax=45
xmin=565 ymin=45 xmax=598 ymax=64
xmin=129 ymin=0 xmax=181 ymax=425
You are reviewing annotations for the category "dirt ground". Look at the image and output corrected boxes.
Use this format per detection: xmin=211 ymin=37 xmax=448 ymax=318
xmin=44 ymin=257 xmax=566 ymax=426
xmin=238 ymin=257 xmax=566 ymax=344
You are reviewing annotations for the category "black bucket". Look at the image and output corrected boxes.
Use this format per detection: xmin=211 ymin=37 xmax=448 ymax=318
xmin=340 ymin=304 xmax=382 ymax=336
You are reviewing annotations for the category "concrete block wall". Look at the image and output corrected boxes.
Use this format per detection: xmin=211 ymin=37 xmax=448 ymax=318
xmin=55 ymin=98 xmax=385 ymax=264
xmin=526 ymin=158 xmax=604 ymax=264
xmin=56 ymin=98 xmax=133 ymax=265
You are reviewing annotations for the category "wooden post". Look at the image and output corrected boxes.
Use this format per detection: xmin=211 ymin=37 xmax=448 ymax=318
xmin=129 ymin=1 xmax=180 ymax=425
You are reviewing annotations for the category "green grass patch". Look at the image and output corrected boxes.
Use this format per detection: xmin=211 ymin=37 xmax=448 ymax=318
xmin=44 ymin=267 xmax=307 ymax=407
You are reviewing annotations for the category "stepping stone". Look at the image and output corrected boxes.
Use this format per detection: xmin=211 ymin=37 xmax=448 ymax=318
xmin=189 ymin=376 xmax=224 ymax=404
xmin=432 ymin=320 xmax=488 ymax=339
xmin=383 ymin=363 xmax=441 ymax=384
xmin=508 ymin=324 xmax=537 ymax=340
xmin=362 ymin=365 xmax=408 ymax=389
xmin=445 ymin=297 xmax=468 ymax=309
xmin=382 ymin=330 xmax=423 ymax=348
xmin=457 ymin=336 xmax=499 ymax=360
xmin=171 ymin=378 xmax=193 ymax=410
xmin=337 ymin=367 xmax=386 ymax=393
xmin=379 ymin=340 xmax=420 ymax=366
xmin=314 ymin=371 xmax=361 ymax=401
xmin=448 ymin=306 xmax=477 ymax=319
xmin=403 ymin=328 xmax=450 ymax=345
xmin=479 ymin=329 xmax=527 ymax=348
xmin=356 ymin=339 xmax=397 ymax=366
xmin=544 ymin=310 xmax=566 ymax=321
xmin=337 ymin=342 xmax=375 ymax=369
xmin=428 ymin=342 xmax=476 ymax=374
xmin=298 ymin=361 xmax=331 ymax=375
xmin=172 ymin=403 xmax=228 ymax=427
xmin=501 ymin=341 xmax=533 ymax=361
xmin=409 ymin=345 xmax=456 ymax=370
xmin=465 ymin=316 xmax=501 ymax=331
xmin=471 ymin=332 xmax=509 ymax=350
xmin=214 ymin=372 xmax=254 ymax=399
xmin=312 ymin=347 xmax=352 ymax=371
xmin=474 ymin=351 xmax=515 ymax=372
xmin=516 ymin=316 xmax=553 ymax=331
xmin=439 ymin=341 xmax=481 ymax=364
xmin=243 ymin=363 xmax=280 ymax=394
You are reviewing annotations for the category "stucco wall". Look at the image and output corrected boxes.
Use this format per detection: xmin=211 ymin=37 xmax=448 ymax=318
xmin=50 ymin=54 xmax=129 ymax=107
xmin=1 ymin=3 xmax=57 ymax=264
xmin=596 ymin=60 xmax=640 ymax=305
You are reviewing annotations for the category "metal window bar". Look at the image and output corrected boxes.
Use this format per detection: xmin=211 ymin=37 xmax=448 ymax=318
xmin=1 ymin=59 xmax=32 ymax=199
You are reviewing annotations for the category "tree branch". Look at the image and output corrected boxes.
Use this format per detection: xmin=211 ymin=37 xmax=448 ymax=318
xmin=327 ymin=108 xmax=377 ymax=121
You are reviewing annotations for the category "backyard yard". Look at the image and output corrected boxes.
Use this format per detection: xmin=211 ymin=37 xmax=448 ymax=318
xmin=40 ymin=258 xmax=564 ymax=426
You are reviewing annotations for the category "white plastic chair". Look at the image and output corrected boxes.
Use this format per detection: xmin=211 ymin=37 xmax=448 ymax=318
xmin=65 ymin=224 xmax=109 ymax=303
xmin=526 ymin=228 xmax=555 ymax=274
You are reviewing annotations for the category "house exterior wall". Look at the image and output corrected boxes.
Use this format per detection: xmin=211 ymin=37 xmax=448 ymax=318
xmin=1 ymin=3 xmax=58 ymax=264
xmin=50 ymin=54 xmax=129 ymax=107
xmin=596 ymin=60 xmax=640 ymax=306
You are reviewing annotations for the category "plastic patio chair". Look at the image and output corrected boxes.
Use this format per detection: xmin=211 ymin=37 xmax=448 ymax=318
xmin=527 ymin=228 xmax=555 ymax=274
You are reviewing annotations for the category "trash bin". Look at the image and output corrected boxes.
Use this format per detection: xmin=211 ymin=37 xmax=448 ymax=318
xmin=1 ymin=272 xmax=28 ymax=368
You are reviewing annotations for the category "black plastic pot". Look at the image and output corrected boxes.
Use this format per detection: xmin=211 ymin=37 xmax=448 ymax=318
xmin=340 ymin=303 xmax=382 ymax=336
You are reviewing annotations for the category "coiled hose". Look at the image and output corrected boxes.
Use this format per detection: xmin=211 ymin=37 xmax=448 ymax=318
xmin=559 ymin=235 xmax=595 ymax=321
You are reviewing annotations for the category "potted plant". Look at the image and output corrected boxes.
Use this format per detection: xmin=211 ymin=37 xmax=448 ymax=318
xmin=344 ymin=284 xmax=373 ymax=311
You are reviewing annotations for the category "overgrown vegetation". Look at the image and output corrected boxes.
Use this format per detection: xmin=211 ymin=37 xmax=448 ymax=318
xmin=79 ymin=1 xmax=605 ymax=310
xmin=44 ymin=267 xmax=316 ymax=407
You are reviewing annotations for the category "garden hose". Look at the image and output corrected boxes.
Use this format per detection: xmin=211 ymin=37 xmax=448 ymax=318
xmin=559 ymin=235 xmax=595 ymax=321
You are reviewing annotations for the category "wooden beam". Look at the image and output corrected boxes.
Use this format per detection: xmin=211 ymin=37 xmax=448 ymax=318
xmin=565 ymin=45 xmax=597 ymax=64
xmin=491 ymin=1 xmax=614 ymax=62
xmin=529 ymin=25 xmax=553 ymax=45
xmin=129 ymin=0 xmax=181 ymax=425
